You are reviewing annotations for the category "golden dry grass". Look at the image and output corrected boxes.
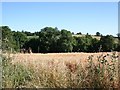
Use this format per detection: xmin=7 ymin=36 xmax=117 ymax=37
xmin=3 ymin=52 xmax=119 ymax=88
xmin=10 ymin=52 xmax=119 ymax=74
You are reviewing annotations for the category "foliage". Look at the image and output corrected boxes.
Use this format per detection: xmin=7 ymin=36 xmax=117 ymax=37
xmin=57 ymin=29 xmax=73 ymax=52
xmin=12 ymin=31 xmax=27 ymax=51
xmin=38 ymin=27 xmax=60 ymax=53
xmin=23 ymin=38 xmax=39 ymax=53
xmin=88 ymin=38 xmax=100 ymax=52
xmin=24 ymin=27 xmax=74 ymax=53
xmin=1 ymin=26 xmax=28 ymax=52
xmin=96 ymin=32 xmax=101 ymax=36
xmin=76 ymin=32 xmax=82 ymax=35
xmin=1 ymin=26 xmax=119 ymax=53
xmin=1 ymin=26 xmax=15 ymax=52
xmin=73 ymin=35 xmax=98 ymax=52
xmin=22 ymin=31 xmax=34 ymax=36
xmin=2 ymin=55 xmax=33 ymax=88
xmin=100 ymin=35 xmax=115 ymax=51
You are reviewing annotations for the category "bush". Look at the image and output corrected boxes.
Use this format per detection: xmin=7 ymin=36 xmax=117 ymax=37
xmin=2 ymin=55 xmax=33 ymax=88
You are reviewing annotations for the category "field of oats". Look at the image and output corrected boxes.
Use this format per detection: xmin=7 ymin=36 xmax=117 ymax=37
xmin=2 ymin=52 xmax=119 ymax=88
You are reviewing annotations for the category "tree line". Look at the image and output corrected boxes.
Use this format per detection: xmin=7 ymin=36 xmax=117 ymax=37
xmin=1 ymin=26 xmax=120 ymax=53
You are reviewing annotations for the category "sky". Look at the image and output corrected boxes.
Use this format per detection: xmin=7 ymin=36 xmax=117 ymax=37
xmin=2 ymin=2 xmax=118 ymax=36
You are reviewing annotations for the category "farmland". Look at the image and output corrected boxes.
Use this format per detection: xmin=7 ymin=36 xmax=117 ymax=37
xmin=11 ymin=52 xmax=118 ymax=68
xmin=1 ymin=26 xmax=120 ymax=89
xmin=2 ymin=52 xmax=119 ymax=88
xmin=2 ymin=2 xmax=120 ymax=89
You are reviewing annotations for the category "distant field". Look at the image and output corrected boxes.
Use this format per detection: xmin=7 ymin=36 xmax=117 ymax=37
xmin=27 ymin=36 xmax=39 ymax=39
xmin=72 ymin=34 xmax=101 ymax=40
xmin=27 ymin=35 xmax=101 ymax=40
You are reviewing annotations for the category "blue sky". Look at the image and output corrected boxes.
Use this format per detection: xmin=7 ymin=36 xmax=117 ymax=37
xmin=2 ymin=2 xmax=118 ymax=36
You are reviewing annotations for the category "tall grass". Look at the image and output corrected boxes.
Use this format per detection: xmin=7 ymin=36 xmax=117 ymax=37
xmin=2 ymin=52 xmax=119 ymax=89
xmin=2 ymin=55 xmax=33 ymax=88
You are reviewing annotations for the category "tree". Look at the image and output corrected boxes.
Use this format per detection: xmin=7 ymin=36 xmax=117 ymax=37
xmin=57 ymin=29 xmax=73 ymax=52
xmin=22 ymin=31 xmax=34 ymax=36
xmin=84 ymin=34 xmax=93 ymax=52
xmin=73 ymin=34 xmax=98 ymax=52
xmin=38 ymin=27 xmax=60 ymax=53
xmin=100 ymin=35 xmax=115 ymax=51
xmin=23 ymin=38 xmax=39 ymax=53
xmin=115 ymin=33 xmax=120 ymax=51
xmin=116 ymin=42 xmax=120 ymax=51
xmin=1 ymin=26 xmax=15 ymax=52
xmin=117 ymin=33 xmax=120 ymax=38
xmin=72 ymin=32 xmax=74 ymax=35
xmin=34 ymin=31 xmax=40 ymax=36
xmin=73 ymin=37 xmax=87 ymax=52
xmin=96 ymin=32 xmax=101 ymax=36
xmin=76 ymin=32 xmax=82 ymax=35
xmin=13 ymin=31 xmax=27 ymax=51
xmin=88 ymin=38 xmax=100 ymax=52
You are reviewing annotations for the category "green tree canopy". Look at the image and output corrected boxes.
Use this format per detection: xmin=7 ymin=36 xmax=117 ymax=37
xmin=39 ymin=27 xmax=60 ymax=53
xmin=96 ymin=32 xmax=101 ymax=36
xmin=100 ymin=35 xmax=115 ymax=51
xmin=1 ymin=26 xmax=15 ymax=52
xmin=13 ymin=31 xmax=27 ymax=51
xmin=57 ymin=29 xmax=73 ymax=52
